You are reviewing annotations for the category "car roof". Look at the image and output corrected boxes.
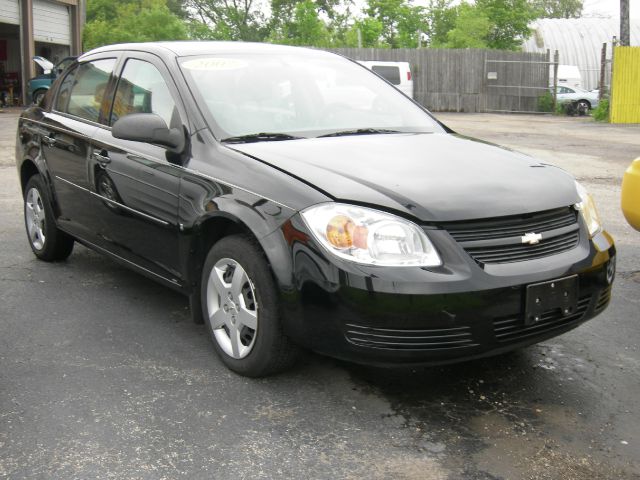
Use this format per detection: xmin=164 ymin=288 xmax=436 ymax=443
xmin=80 ymin=41 xmax=333 ymax=60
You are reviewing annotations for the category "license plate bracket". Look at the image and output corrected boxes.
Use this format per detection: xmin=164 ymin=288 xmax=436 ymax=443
xmin=525 ymin=275 xmax=578 ymax=325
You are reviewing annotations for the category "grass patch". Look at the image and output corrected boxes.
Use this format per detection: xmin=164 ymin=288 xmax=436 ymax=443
xmin=592 ymin=99 xmax=609 ymax=122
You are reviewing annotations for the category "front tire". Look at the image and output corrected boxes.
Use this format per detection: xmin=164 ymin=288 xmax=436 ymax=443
xmin=577 ymin=100 xmax=591 ymax=115
xmin=24 ymin=175 xmax=74 ymax=261
xmin=200 ymin=235 xmax=298 ymax=377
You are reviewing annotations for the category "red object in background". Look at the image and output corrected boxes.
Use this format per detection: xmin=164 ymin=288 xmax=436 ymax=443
xmin=0 ymin=40 xmax=7 ymax=61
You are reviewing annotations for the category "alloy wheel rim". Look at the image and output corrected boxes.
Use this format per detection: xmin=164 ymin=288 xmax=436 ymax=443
xmin=25 ymin=187 xmax=46 ymax=251
xmin=206 ymin=257 xmax=258 ymax=359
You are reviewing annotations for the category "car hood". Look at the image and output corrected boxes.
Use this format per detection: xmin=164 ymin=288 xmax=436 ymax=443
xmin=229 ymin=132 xmax=579 ymax=222
xmin=33 ymin=56 xmax=54 ymax=74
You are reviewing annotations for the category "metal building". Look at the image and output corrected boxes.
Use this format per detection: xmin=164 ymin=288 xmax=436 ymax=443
xmin=523 ymin=18 xmax=640 ymax=90
xmin=0 ymin=0 xmax=84 ymax=105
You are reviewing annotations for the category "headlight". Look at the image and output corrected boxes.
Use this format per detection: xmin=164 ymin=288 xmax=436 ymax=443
xmin=575 ymin=181 xmax=602 ymax=237
xmin=301 ymin=203 xmax=441 ymax=266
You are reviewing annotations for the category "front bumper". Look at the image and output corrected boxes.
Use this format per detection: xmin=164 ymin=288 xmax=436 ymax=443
xmin=277 ymin=215 xmax=615 ymax=366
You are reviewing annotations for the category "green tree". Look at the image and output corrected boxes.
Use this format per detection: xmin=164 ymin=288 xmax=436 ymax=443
xmin=184 ymin=0 xmax=267 ymax=41
xmin=476 ymin=0 xmax=536 ymax=50
xmin=443 ymin=4 xmax=490 ymax=48
xmin=344 ymin=17 xmax=385 ymax=47
xmin=84 ymin=0 xmax=188 ymax=50
xmin=425 ymin=0 xmax=458 ymax=47
xmin=363 ymin=0 xmax=427 ymax=48
xmin=268 ymin=0 xmax=332 ymax=46
xmin=533 ymin=0 xmax=583 ymax=18
xmin=328 ymin=7 xmax=357 ymax=46
xmin=86 ymin=0 xmax=120 ymax=22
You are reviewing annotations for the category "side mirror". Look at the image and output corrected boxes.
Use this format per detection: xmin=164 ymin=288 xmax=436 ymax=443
xmin=112 ymin=113 xmax=184 ymax=151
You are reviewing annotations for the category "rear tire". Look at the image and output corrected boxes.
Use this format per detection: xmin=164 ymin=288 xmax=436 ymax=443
xmin=200 ymin=234 xmax=298 ymax=377
xmin=24 ymin=175 xmax=74 ymax=261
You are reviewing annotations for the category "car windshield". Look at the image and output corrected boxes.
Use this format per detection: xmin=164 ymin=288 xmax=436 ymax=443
xmin=179 ymin=52 xmax=442 ymax=139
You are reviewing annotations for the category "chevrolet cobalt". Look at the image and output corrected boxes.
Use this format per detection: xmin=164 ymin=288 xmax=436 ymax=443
xmin=16 ymin=42 xmax=616 ymax=376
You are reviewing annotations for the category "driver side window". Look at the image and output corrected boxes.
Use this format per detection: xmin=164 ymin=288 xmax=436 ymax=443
xmin=110 ymin=59 xmax=180 ymax=129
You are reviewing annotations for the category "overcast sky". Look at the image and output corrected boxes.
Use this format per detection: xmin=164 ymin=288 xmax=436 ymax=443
xmin=581 ymin=0 xmax=639 ymax=18
xmin=399 ymin=0 xmax=640 ymax=19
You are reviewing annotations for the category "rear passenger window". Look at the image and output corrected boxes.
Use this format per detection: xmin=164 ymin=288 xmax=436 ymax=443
xmin=110 ymin=59 xmax=179 ymax=128
xmin=64 ymin=59 xmax=116 ymax=123
xmin=372 ymin=66 xmax=401 ymax=85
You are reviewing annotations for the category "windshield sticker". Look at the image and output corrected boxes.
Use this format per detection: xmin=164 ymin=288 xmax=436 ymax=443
xmin=182 ymin=58 xmax=247 ymax=71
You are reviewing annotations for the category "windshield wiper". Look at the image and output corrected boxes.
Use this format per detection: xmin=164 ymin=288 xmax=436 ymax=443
xmin=317 ymin=128 xmax=403 ymax=138
xmin=221 ymin=132 xmax=303 ymax=143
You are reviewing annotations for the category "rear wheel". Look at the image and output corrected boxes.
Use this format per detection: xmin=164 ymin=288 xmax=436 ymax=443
xmin=24 ymin=175 xmax=74 ymax=261
xmin=201 ymin=235 xmax=298 ymax=377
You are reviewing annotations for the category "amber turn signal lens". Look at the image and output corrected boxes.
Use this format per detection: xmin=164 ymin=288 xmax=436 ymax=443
xmin=326 ymin=215 xmax=354 ymax=248
xmin=326 ymin=215 xmax=368 ymax=249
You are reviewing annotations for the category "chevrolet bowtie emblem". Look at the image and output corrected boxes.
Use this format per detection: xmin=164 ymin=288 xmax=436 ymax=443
xmin=521 ymin=232 xmax=543 ymax=245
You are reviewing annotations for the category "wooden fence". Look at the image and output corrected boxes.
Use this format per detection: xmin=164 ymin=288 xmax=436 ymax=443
xmin=329 ymin=48 xmax=551 ymax=113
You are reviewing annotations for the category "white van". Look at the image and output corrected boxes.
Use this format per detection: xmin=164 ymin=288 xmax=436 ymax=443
xmin=551 ymin=64 xmax=582 ymax=89
xmin=357 ymin=61 xmax=414 ymax=98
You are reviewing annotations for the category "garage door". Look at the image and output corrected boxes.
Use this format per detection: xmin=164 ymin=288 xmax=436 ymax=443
xmin=33 ymin=0 xmax=71 ymax=45
xmin=0 ymin=0 xmax=20 ymax=25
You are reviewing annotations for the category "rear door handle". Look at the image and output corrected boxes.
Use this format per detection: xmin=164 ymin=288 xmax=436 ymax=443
xmin=42 ymin=135 xmax=56 ymax=146
xmin=93 ymin=151 xmax=111 ymax=166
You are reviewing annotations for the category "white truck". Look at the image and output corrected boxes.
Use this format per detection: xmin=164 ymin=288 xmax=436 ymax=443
xmin=357 ymin=61 xmax=414 ymax=99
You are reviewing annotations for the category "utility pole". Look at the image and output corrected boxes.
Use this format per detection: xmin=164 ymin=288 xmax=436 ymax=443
xmin=552 ymin=50 xmax=559 ymax=112
xmin=599 ymin=43 xmax=607 ymax=101
xmin=620 ymin=0 xmax=630 ymax=46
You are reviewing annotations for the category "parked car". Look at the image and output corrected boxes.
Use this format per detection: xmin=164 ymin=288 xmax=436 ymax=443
xmin=555 ymin=85 xmax=600 ymax=111
xmin=357 ymin=60 xmax=414 ymax=98
xmin=28 ymin=56 xmax=76 ymax=104
xmin=16 ymin=42 xmax=615 ymax=377
xmin=622 ymin=158 xmax=640 ymax=231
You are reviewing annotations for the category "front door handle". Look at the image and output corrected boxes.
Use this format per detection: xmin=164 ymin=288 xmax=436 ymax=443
xmin=93 ymin=151 xmax=111 ymax=166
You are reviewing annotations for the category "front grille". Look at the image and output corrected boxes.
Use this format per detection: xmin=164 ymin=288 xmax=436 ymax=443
xmin=492 ymin=295 xmax=591 ymax=343
xmin=446 ymin=207 xmax=578 ymax=242
xmin=443 ymin=207 xmax=580 ymax=265
xmin=465 ymin=231 xmax=580 ymax=264
xmin=344 ymin=324 xmax=478 ymax=351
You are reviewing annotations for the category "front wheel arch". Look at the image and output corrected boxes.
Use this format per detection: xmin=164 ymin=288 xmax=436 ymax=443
xmin=186 ymin=214 xmax=271 ymax=321
xmin=188 ymin=215 xmax=255 ymax=286
xmin=32 ymin=88 xmax=48 ymax=104
xmin=20 ymin=160 xmax=40 ymax=195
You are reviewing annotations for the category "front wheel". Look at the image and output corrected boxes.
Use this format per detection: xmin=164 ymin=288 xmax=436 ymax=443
xmin=200 ymin=235 xmax=298 ymax=377
xmin=577 ymin=100 xmax=591 ymax=115
xmin=24 ymin=175 xmax=74 ymax=261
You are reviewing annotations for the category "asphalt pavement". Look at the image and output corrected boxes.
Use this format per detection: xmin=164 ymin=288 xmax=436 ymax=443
xmin=1 ymin=109 xmax=639 ymax=479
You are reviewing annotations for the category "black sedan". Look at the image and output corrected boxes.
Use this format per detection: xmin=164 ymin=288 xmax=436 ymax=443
xmin=16 ymin=42 xmax=616 ymax=377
